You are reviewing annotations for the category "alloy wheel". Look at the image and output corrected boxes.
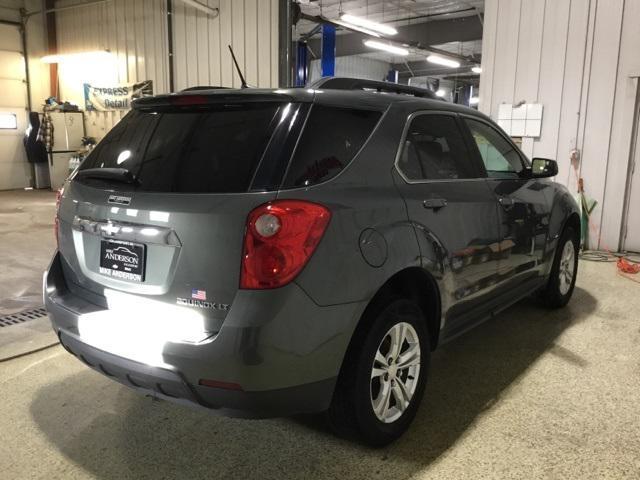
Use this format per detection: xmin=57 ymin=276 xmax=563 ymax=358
xmin=370 ymin=321 xmax=421 ymax=423
xmin=558 ymin=240 xmax=576 ymax=295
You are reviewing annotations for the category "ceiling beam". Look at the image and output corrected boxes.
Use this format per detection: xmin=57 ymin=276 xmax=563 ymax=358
xmin=305 ymin=15 xmax=482 ymax=58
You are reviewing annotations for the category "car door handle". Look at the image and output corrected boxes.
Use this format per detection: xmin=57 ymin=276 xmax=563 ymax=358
xmin=423 ymin=198 xmax=448 ymax=210
xmin=498 ymin=196 xmax=514 ymax=208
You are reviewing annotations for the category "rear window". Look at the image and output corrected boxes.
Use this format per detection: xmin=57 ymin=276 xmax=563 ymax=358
xmin=77 ymin=103 xmax=284 ymax=193
xmin=282 ymin=105 xmax=382 ymax=188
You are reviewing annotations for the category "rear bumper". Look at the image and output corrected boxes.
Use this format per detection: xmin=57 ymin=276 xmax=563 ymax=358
xmin=58 ymin=331 xmax=335 ymax=417
xmin=45 ymin=252 xmax=365 ymax=418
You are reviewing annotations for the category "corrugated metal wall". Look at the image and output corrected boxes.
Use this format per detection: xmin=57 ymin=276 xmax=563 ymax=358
xmin=480 ymin=0 xmax=640 ymax=251
xmin=172 ymin=0 xmax=279 ymax=90
xmin=54 ymin=0 xmax=279 ymax=139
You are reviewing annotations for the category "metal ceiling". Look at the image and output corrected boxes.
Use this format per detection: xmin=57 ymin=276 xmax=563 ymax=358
xmin=296 ymin=1 xmax=484 ymax=81
xmin=298 ymin=0 xmax=483 ymax=23
xmin=295 ymin=0 xmax=484 ymax=34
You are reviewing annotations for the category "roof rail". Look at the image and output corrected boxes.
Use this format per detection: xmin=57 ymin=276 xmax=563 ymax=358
xmin=308 ymin=77 xmax=439 ymax=100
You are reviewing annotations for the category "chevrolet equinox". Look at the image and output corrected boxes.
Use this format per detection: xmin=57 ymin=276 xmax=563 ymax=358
xmin=45 ymin=77 xmax=580 ymax=446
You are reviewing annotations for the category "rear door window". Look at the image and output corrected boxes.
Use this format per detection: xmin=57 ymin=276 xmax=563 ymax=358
xmin=77 ymin=103 xmax=285 ymax=193
xmin=397 ymin=113 xmax=478 ymax=181
xmin=282 ymin=105 xmax=382 ymax=188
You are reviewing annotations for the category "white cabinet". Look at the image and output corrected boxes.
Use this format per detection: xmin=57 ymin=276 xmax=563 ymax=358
xmin=50 ymin=112 xmax=84 ymax=151
xmin=48 ymin=111 xmax=85 ymax=190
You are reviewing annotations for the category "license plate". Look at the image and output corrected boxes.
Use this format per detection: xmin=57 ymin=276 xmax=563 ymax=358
xmin=99 ymin=240 xmax=146 ymax=282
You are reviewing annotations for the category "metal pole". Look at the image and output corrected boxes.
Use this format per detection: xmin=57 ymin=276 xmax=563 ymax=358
xmin=320 ymin=24 xmax=335 ymax=78
xmin=19 ymin=12 xmax=33 ymax=112
xmin=295 ymin=41 xmax=308 ymax=87
xmin=166 ymin=0 xmax=175 ymax=92
xmin=278 ymin=0 xmax=291 ymax=88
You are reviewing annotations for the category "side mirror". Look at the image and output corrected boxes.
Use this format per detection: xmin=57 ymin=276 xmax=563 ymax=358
xmin=530 ymin=158 xmax=558 ymax=178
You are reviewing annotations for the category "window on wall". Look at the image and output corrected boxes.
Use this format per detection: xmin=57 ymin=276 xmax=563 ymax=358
xmin=397 ymin=114 xmax=477 ymax=181
xmin=0 ymin=113 xmax=17 ymax=130
xmin=465 ymin=118 xmax=524 ymax=178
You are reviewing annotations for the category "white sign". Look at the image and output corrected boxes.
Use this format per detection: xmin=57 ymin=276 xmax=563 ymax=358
xmin=84 ymin=81 xmax=153 ymax=111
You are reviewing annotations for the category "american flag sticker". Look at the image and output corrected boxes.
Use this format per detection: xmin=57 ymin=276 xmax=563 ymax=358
xmin=191 ymin=289 xmax=206 ymax=301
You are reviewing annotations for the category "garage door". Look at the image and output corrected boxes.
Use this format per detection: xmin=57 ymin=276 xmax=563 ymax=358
xmin=0 ymin=23 xmax=30 ymax=190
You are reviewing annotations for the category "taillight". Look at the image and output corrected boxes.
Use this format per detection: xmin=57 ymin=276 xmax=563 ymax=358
xmin=240 ymin=200 xmax=331 ymax=289
xmin=54 ymin=188 xmax=63 ymax=247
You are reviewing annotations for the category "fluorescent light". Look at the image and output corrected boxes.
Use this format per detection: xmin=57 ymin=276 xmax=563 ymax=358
xmin=471 ymin=66 xmax=482 ymax=74
xmin=340 ymin=13 xmax=397 ymax=36
xmin=435 ymin=89 xmax=446 ymax=97
xmin=470 ymin=96 xmax=480 ymax=105
xmin=426 ymin=54 xmax=460 ymax=68
xmin=41 ymin=50 xmax=112 ymax=64
xmin=333 ymin=19 xmax=380 ymax=37
xmin=363 ymin=40 xmax=409 ymax=56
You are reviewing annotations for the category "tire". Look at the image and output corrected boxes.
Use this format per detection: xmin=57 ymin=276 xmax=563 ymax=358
xmin=539 ymin=226 xmax=579 ymax=308
xmin=327 ymin=297 xmax=430 ymax=446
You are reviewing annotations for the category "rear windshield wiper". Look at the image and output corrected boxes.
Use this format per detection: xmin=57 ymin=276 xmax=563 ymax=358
xmin=75 ymin=168 xmax=139 ymax=185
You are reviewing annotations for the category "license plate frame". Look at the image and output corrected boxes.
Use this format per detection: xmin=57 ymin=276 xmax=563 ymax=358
xmin=99 ymin=239 xmax=146 ymax=282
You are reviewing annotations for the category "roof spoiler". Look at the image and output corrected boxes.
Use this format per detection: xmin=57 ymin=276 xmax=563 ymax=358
xmin=309 ymin=77 xmax=439 ymax=100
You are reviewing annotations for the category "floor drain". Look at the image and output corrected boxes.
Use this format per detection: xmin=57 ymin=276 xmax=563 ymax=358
xmin=0 ymin=307 xmax=48 ymax=327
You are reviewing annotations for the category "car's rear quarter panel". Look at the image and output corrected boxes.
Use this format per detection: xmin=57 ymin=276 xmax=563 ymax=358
xmin=288 ymin=105 xmax=422 ymax=307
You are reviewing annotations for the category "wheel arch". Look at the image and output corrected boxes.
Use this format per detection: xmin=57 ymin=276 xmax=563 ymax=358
xmin=563 ymin=211 xmax=581 ymax=241
xmin=348 ymin=267 xmax=442 ymax=355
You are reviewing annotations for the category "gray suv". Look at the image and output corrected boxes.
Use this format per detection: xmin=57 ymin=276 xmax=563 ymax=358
xmin=45 ymin=78 xmax=580 ymax=445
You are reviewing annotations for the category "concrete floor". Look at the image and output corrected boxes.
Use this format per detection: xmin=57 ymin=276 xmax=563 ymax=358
xmin=0 ymin=190 xmax=59 ymax=361
xmin=0 ymin=189 xmax=57 ymax=314
xmin=1 ymin=190 xmax=639 ymax=479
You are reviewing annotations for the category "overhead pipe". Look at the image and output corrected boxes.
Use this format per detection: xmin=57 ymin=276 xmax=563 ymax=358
xmin=178 ymin=0 xmax=219 ymax=17
xmin=24 ymin=0 xmax=218 ymax=20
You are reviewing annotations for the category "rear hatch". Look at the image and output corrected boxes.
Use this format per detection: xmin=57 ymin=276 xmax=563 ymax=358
xmin=56 ymin=93 xmax=310 ymax=333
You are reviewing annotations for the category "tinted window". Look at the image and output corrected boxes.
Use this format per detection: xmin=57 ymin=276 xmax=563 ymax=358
xmin=282 ymin=105 xmax=381 ymax=188
xmin=397 ymin=114 xmax=476 ymax=181
xmin=78 ymin=103 xmax=283 ymax=193
xmin=465 ymin=118 xmax=524 ymax=178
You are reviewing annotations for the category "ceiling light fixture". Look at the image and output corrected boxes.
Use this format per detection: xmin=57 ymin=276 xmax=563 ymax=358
xmin=471 ymin=66 xmax=482 ymax=74
xmin=363 ymin=40 xmax=409 ymax=56
xmin=426 ymin=54 xmax=461 ymax=68
xmin=340 ymin=13 xmax=398 ymax=36
xmin=333 ymin=19 xmax=380 ymax=37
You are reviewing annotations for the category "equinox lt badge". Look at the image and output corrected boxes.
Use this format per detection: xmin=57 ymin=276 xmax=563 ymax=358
xmin=176 ymin=297 xmax=230 ymax=311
